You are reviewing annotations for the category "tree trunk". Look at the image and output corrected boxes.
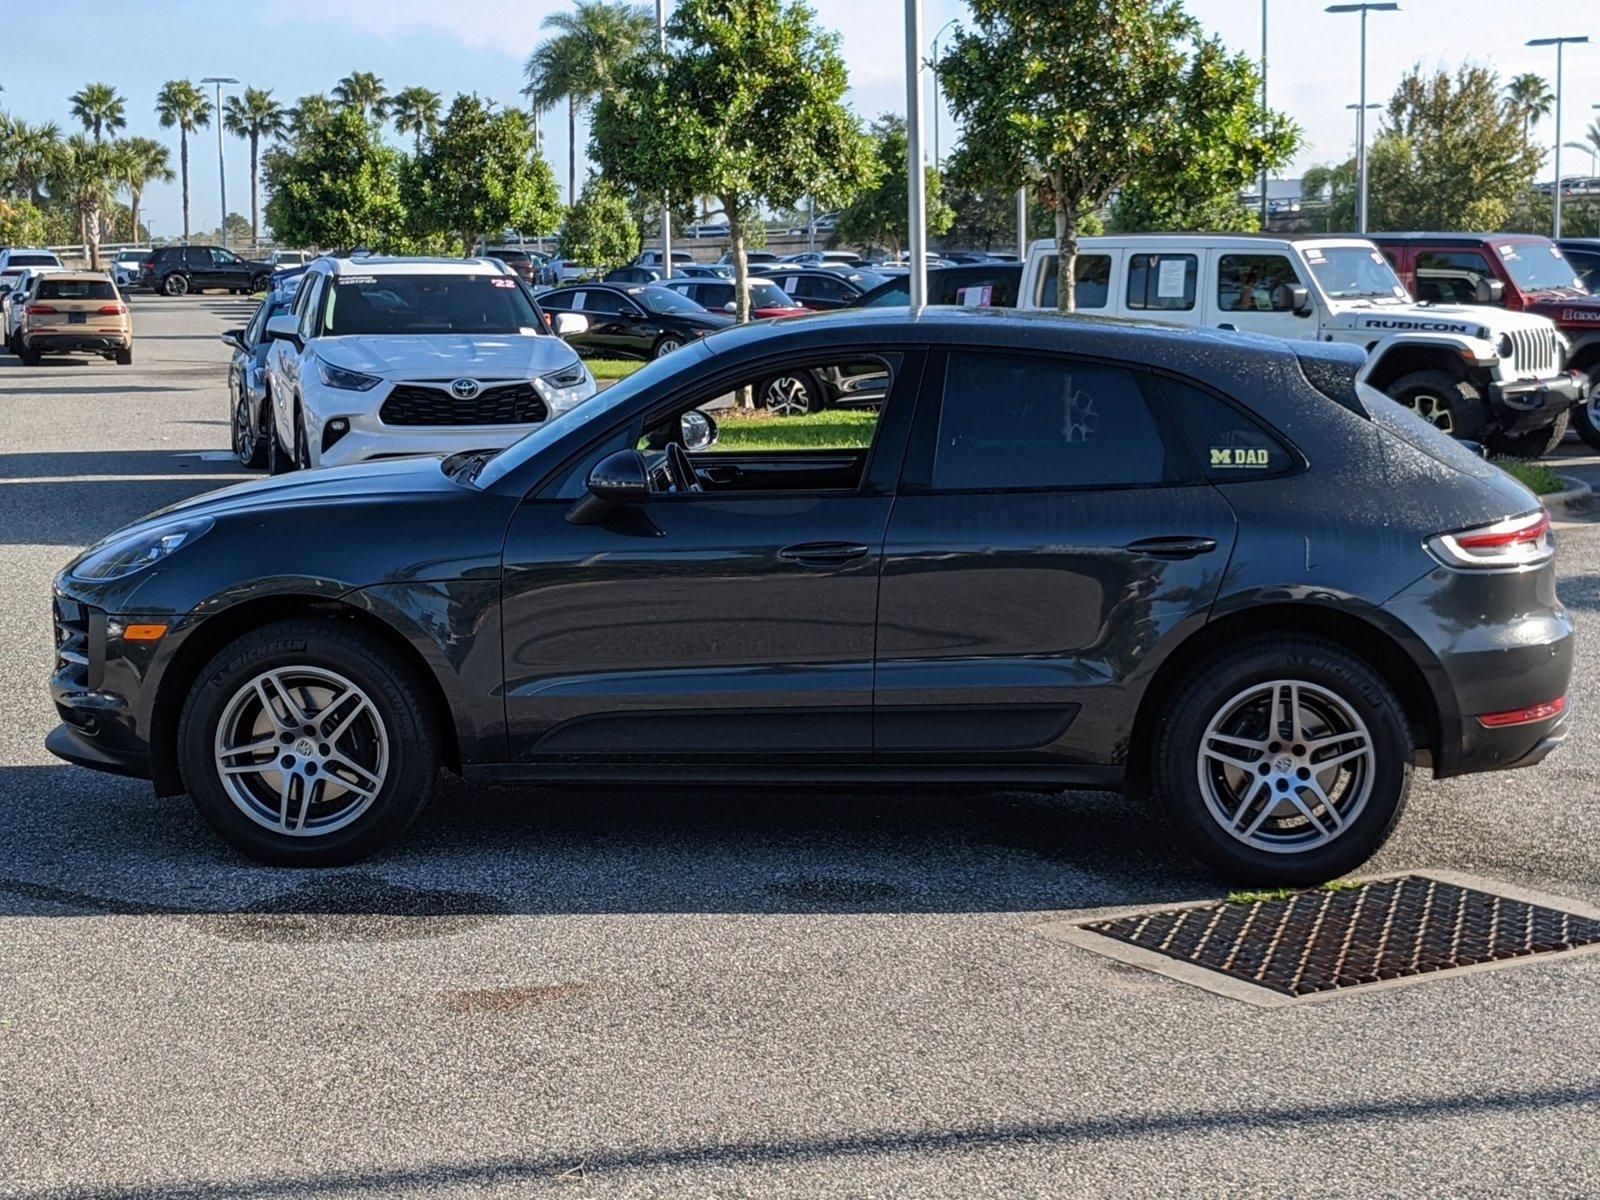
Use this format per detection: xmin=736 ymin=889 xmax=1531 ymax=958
xmin=180 ymin=130 xmax=191 ymax=242
xmin=86 ymin=203 xmax=102 ymax=269
xmin=249 ymin=131 xmax=261 ymax=249
xmin=568 ymin=94 xmax=578 ymax=206
xmin=130 ymin=190 xmax=142 ymax=245
xmin=1054 ymin=195 xmax=1077 ymax=315
xmin=725 ymin=197 xmax=751 ymax=325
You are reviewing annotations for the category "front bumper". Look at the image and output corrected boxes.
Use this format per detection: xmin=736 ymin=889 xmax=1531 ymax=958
xmin=1487 ymin=370 xmax=1587 ymax=432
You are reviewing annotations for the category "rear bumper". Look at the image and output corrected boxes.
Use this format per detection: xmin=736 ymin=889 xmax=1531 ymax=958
xmin=25 ymin=332 xmax=130 ymax=352
xmin=1487 ymin=371 xmax=1587 ymax=431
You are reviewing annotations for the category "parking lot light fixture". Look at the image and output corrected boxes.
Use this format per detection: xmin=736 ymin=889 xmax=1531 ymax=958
xmin=201 ymin=77 xmax=239 ymax=247
xmin=1326 ymin=4 xmax=1398 ymax=234
xmin=1526 ymin=36 xmax=1589 ymax=239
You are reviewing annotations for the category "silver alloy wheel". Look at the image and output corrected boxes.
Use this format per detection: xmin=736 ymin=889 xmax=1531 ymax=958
xmin=233 ymin=393 xmax=256 ymax=464
xmin=655 ymin=337 xmax=681 ymax=358
xmin=1195 ymin=679 xmax=1376 ymax=854
xmin=1587 ymin=390 xmax=1600 ymax=432
xmin=761 ymin=375 xmax=813 ymax=417
xmin=1404 ymin=391 xmax=1455 ymax=434
xmin=165 ymin=273 xmax=189 ymax=296
xmin=213 ymin=666 xmax=389 ymax=837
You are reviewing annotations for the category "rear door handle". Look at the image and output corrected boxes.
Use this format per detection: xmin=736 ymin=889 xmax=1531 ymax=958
xmin=1125 ymin=535 xmax=1218 ymax=560
xmin=778 ymin=541 xmax=870 ymax=566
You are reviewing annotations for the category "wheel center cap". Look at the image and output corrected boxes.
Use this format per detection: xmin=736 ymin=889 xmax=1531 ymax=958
xmin=1273 ymin=754 xmax=1294 ymax=774
xmin=294 ymin=737 xmax=317 ymax=758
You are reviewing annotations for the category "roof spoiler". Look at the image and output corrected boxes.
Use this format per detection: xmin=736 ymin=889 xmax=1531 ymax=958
xmin=1295 ymin=342 xmax=1369 ymax=417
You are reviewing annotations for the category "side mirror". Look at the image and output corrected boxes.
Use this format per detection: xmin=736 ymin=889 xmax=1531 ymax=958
xmin=220 ymin=328 xmax=246 ymax=350
xmin=1274 ymin=282 xmax=1312 ymax=316
xmin=681 ymin=409 xmax=719 ymax=451
xmin=723 ymin=302 xmax=737 ymax=313
xmin=569 ymin=448 xmax=650 ymax=524
xmin=553 ymin=311 xmax=588 ymax=337
xmin=1474 ymin=277 xmax=1506 ymax=305
xmin=264 ymin=314 xmax=301 ymax=346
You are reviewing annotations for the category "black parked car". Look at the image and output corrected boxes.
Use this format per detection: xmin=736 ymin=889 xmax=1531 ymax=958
xmin=539 ymin=282 xmax=733 ymax=359
xmin=852 ymin=262 xmax=1024 ymax=308
xmin=603 ymin=265 xmax=665 ymax=285
xmin=747 ymin=266 xmax=874 ymax=310
xmin=142 ymin=245 xmax=273 ymax=296
xmin=47 ymin=310 xmax=1571 ymax=878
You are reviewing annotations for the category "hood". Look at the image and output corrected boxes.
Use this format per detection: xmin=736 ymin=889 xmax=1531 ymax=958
xmin=313 ymin=333 xmax=582 ymax=379
xmin=1520 ymin=296 xmax=1600 ymax=329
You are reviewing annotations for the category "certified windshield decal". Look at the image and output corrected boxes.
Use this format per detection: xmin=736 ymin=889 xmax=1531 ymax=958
xmin=336 ymin=275 xmax=377 ymax=285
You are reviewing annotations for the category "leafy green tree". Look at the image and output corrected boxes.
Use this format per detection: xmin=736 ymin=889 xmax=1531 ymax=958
xmin=559 ymin=176 xmax=639 ymax=274
xmin=834 ymin=114 xmax=953 ymax=257
xmin=390 ymin=86 xmax=443 ymax=153
xmin=939 ymin=179 xmax=1051 ymax=252
xmin=69 ymin=82 xmax=126 ymax=142
xmin=1506 ymin=72 xmax=1554 ymax=145
xmin=332 ymin=72 xmax=389 ymax=121
xmin=287 ymin=94 xmax=333 ymax=143
xmin=940 ymin=0 xmax=1297 ymax=311
xmin=0 ymin=116 xmax=61 ymax=203
xmin=50 ymin=134 xmax=118 ymax=265
xmin=223 ymin=87 xmax=287 ymax=247
xmin=404 ymin=94 xmax=563 ymax=251
xmin=0 ymin=198 xmax=48 ymax=246
xmin=111 ymin=136 xmax=172 ymax=244
xmin=593 ymin=0 xmax=873 ymax=320
xmin=155 ymin=79 xmax=213 ymax=241
xmin=265 ymin=107 xmax=406 ymax=251
xmin=524 ymin=0 xmax=654 ymax=204
xmin=1107 ymin=186 xmax=1261 ymax=234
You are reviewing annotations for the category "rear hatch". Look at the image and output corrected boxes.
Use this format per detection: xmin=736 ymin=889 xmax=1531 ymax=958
xmin=27 ymin=277 xmax=127 ymax=336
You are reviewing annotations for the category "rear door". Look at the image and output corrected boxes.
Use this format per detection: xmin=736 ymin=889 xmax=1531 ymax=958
xmin=873 ymin=348 xmax=1237 ymax=769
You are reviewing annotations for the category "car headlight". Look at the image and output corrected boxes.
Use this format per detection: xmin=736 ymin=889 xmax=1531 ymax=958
xmin=316 ymin=359 xmax=382 ymax=391
xmin=539 ymin=362 xmax=597 ymax=416
xmin=72 ymin=517 xmax=213 ymax=582
xmin=1496 ymin=333 xmax=1514 ymax=357
xmin=541 ymin=362 xmax=590 ymax=390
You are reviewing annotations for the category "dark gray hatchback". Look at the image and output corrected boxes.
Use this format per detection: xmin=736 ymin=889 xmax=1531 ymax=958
xmin=46 ymin=309 xmax=1573 ymax=882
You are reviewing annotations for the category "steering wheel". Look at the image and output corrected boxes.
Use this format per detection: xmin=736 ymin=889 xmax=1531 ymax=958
xmin=664 ymin=441 xmax=702 ymax=494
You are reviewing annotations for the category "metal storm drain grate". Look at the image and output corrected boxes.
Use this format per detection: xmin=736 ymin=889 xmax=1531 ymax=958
xmin=1048 ymin=874 xmax=1600 ymax=1005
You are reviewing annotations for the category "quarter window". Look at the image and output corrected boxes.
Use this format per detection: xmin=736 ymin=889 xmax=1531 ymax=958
xmin=1034 ymin=254 xmax=1112 ymax=309
xmin=1158 ymin=379 xmax=1293 ymax=478
xmin=1126 ymin=253 xmax=1198 ymax=311
xmin=1216 ymin=254 xmax=1301 ymax=312
xmin=930 ymin=352 xmax=1181 ymax=490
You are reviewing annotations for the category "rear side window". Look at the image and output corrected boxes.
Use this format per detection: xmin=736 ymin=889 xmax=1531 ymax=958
xmin=1159 ymin=379 xmax=1294 ymax=479
xmin=1033 ymin=254 xmax=1111 ymax=309
xmin=37 ymin=279 xmax=116 ymax=300
xmin=1126 ymin=253 xmax=1197 ymax=311
xmin=1216 ymin=254 xmax=1300 ymax=312
xmin=930 ymin=352 xmax=1182 ymax=490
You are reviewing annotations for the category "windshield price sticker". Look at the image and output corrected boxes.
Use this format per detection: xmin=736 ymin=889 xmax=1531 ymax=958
xmin=1304 ymin=248 xmax=1326 ymax=263
xmin=958 ymin=285 xmax=993 ymax=307
xmin=491 ymin=278 xmax=516 ymax=288
xmin=1157 ymin=258 xmax=1187 ymax=298
xmin=1497 ymin=244 xmax=1519 ymax=260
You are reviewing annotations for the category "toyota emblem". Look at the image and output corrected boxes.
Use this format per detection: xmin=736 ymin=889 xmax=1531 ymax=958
xmin=450 ymin=378 xmax=481 ymax=399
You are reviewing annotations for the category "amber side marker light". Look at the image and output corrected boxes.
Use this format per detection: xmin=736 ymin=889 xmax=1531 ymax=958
xmin=1477 ymin=697 xmax=1566 ymax=728
xmin=121 ymin=624 xmax=169 ymax=642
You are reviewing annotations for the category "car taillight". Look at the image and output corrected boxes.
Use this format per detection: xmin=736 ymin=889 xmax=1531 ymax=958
xmin=1426 ymin=509 xmax=1553 ymax=569
xmin=97 ymin=304 xmax=126 ymax=315
xmin=1477 ymin=696 xmax=1566 ymax=728
xmin=26 ymin=304 xmax=58 ymax=315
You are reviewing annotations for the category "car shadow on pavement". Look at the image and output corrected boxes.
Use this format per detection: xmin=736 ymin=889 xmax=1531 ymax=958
xmin=0 ymin=762 xmax=1210 ymax=920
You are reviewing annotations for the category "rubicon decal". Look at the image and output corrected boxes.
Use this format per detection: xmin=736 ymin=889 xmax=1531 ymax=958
xmin=1357 ymin=317 xmax=1475 ymax=334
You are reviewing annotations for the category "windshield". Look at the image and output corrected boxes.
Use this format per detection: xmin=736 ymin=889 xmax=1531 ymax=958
xmin=1496 ymin=242 xmax=1588 ymax=295
xmin=321 ymin=272 xmax=543 ymax=335
xmin=631 ymin=285 xmax=706 ymax=315
xmin=1303 ymin=245 xmax=1408 ymax=301
xmin=7 ymin=253 xmax=58 ymax=267
xmin=116 ymin=251 xmax=145 ymax=263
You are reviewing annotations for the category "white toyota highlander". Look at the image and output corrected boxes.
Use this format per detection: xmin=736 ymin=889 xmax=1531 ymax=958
xmin=262 ymin=256 xmax=595 ymax=471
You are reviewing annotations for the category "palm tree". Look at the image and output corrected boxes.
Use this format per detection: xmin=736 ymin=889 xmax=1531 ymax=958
xmin=52 ymin=134 xmax=118 ymax=266
xmin=113 ymin=136 xmax=173 ymax=243
xmin=287 ymin=93 xmax=333 ymax=143
xmin=155 ymin=79 xmax=212 ymax=242
xmin=389 ymin=86 xmax=442 ymax=153
xmin=68 ymin=82 xmax=127 ymax=142
xmin=0 ymin=116 xmax=61 ymax=203
xmin=523 ymin=1 xmax=653 ymax=203
xmin=332 ymin=72 xmax=389 ymax=121
xmin=223 ymin=87 xmax=287 ymax=247
xmin=1507 ymin=73 xmax=1555 ymax=144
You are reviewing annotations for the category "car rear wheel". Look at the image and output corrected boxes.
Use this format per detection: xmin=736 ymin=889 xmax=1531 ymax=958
xmin=178 ymin=619 xmax=439 ymax=866
xmin=115 ymin=347 xmax=133 ymax=366
xmin=1487 ymin=407 xmax=1569 ymax=460
xmin=1153 ymin=636 xmax=1412 ymax=885
xmin=758 ymin=372 xmax=822 ymax=416
xmin=652 ymin=335 xmax=683 ymax=359
xmin=1573 ymin=372 xmax=1600 ymax=451
xmin=234 ymin=390 xmax=267 ymax=468
xmin=1386 ymin=370 xmax=1487 ymax=442
xmin=163 ymin=273 xmax=190 ymax=297
xmin=18 ymin=343 xmax=40 ymax=366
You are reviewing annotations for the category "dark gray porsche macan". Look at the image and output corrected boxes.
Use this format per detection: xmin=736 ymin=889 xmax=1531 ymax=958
xmin=47 ymin=309 xmax=1573 ymax=882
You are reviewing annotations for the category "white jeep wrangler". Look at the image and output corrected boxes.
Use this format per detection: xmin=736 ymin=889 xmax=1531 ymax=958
xmin=1018 ymin=234 xmax=1586 ymax=457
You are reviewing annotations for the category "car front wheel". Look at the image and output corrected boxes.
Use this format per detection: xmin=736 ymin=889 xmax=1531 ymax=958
xmin=1386 ymin=370 xmax=1487 ymax=443
xmin=1153 ymin=636 xmax=1412 ymax=885
xmin=234 ymin=389 xmax=267 ymax=468
xmin=178 ymin=620 xmax=439 ymax=866
xmin=1572 ymin=371 xmax=1600 ymax=451
xmin=163 ymin=273 xmax=190 ymax=297
xmin=758 ymin=372 xmax=822 ymax=416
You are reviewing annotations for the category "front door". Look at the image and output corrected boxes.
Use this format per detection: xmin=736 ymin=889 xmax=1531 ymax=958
xmin=874 ymin=349 xmax=1238 ymax=769
xmin=1203 ymin=249 xmax=1310 ymax=339
xmin=499 ymin=348 xmax=920 ymax=765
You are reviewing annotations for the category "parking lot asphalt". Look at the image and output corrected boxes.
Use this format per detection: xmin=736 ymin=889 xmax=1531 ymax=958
xmin=2 ymin=295 xmax=1599 ymax=1199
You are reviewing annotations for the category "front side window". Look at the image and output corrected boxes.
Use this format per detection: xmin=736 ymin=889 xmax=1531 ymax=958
xmin=1216 ymin=254 xmax=1301 ymax=312
xmin=211 ymin=248 xmax=242 ymax=266
xmin=298 ymin=275 xmax=325 ymax=339
xmin=1035 ymin=254 xmax=1112 ymax=309
xmin=930 ymin=352 xmax=1180 ymax=490
xmin=243 ymin=300 xmax=270 ymax=348
xmin=320 ymin=272 xmax=546 ymax=335
xmin=631 ymin=285 xmax=704 ymax=315
xmin=1126 ymin=253 xmax=1197 ymax=311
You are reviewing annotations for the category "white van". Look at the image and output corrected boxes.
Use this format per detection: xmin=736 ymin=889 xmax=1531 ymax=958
xmin=1018 ymin=234 xmax=1584 ymax=457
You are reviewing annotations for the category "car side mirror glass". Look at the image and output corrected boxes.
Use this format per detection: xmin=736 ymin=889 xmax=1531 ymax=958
xmin=681 ymin=410 xmax=718 ymax=451
xmin=1274 ymin=282 xmax=1311 ymax=315
xmin=264 ymin=314 xmax=300 ymax=345
xmin=553 ymin=311 xmax=588 ymax=337
xmin=1475 ymin=277 xmax=1506 ymax=305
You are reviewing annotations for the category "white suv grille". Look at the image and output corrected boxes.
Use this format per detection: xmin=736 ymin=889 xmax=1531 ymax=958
xmin=1507 ymin=327 xmax=1560 ymax=378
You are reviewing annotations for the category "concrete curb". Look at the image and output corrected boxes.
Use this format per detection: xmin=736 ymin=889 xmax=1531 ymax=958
xmin=1544 ymin=475 xmax=1594 ymax=518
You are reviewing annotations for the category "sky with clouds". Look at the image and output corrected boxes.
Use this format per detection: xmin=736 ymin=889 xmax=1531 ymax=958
xmin=6 ymin=0 xmax=1600 ymax=240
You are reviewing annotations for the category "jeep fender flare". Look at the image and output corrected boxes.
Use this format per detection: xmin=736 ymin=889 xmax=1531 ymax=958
xmin=1359 ymin=332 xmax=1493 ymax=392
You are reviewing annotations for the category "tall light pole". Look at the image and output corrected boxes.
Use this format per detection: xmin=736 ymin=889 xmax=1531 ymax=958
xmin=201 ymin=77 xmax=238 ymax=247
xmin=1528 ymin=36 xmax=1589 ymax=239
xmin=1259 ymin=0 xmax=1268 ymax=228
xmin=904 ymin=0 xmax=927 ymax=307
xmin=1326 ymin=4 xmax=1397 ymax=234
xmin=656 ymin=0 xmax=672 ymax=274
xmin=931 ymin=17 xmax=958 ymax=174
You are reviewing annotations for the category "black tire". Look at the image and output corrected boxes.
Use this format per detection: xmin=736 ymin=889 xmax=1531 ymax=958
xmin=177 ymin=619 xmax=439 ymax=866
xmin=1573 ymin=371 xmax=1600 ymax=452
xmin=1487 ymin=407 xmax=1569 ymax=460
xmin=757 ymin=370 xmax=823 ymax=416
xmin=19 ymin=344 xmax=40 ymax=367
xmin=1385 ymin=370 xmax=1488 ymax=443
xmin=115 ymin=347 xmax=133 ymax=366
xmin=163 ymin=272 xmax=190 ymax=297
xmin=234 ymin=389 xmax=267 ymax=469
xmin=250 ymin=273 xmax=269 ymax=293
xmin=294 ymin=405 xmax=312 ymax=469
xmin=1152 ymin=635 xmax=1412 ymax=885
xmin=267 ymin=407 xmax=295 ymax=475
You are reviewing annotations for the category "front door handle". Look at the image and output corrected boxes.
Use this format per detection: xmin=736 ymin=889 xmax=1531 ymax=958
xmin=1216 ymin=322 xmax=1237 ymax=331
xmin=778 ymin=541 xmax=870 ymax=566
xmin=1125 ymin=535 xmax=1218 ymax=560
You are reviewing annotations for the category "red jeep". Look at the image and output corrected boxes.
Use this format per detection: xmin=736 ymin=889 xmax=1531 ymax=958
xmin=1372 ymin=232 xmax=1600 ymax=448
